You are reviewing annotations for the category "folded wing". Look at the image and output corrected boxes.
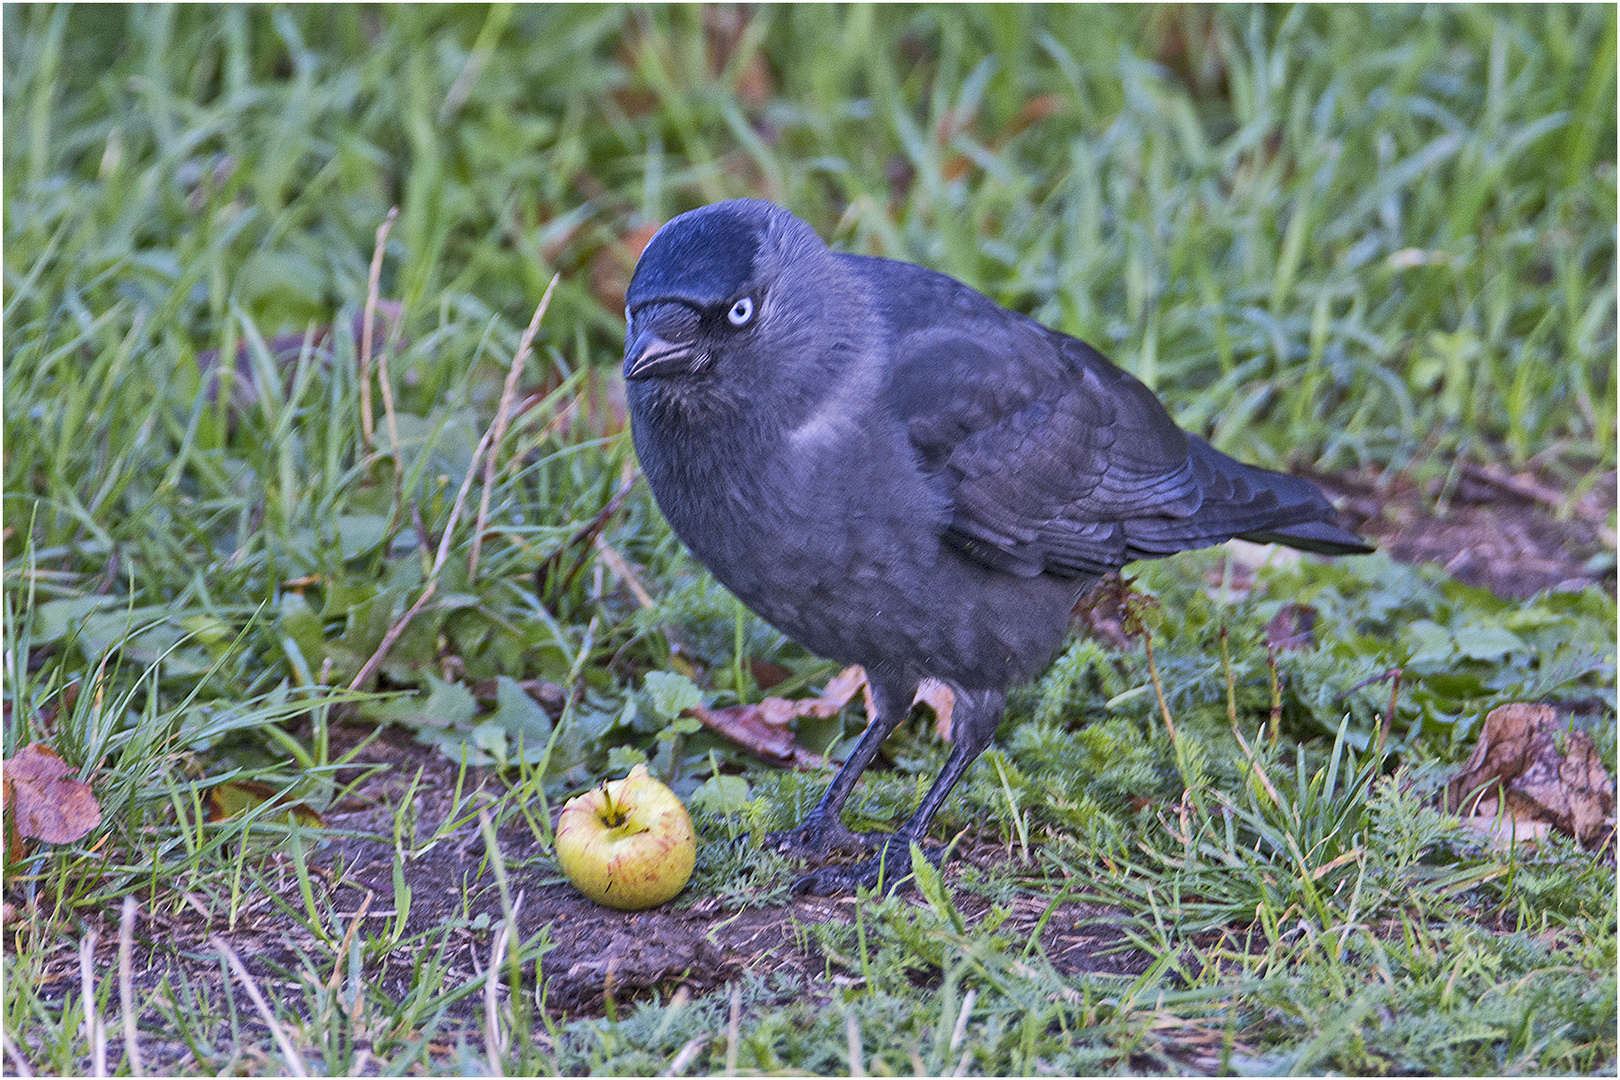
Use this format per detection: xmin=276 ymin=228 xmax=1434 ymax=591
xmin=871 ymin=261 xmax=1371 ymax=578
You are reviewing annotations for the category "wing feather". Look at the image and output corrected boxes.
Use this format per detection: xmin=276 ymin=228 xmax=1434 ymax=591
xmin=855 ymin=256 xmax=1365 ymax=577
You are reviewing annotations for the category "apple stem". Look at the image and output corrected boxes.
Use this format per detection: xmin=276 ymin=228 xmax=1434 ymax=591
xmin=599 ymin=784 xmax=626 ymax=828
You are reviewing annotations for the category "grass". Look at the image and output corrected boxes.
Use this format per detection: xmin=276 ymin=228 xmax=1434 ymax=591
xmin=4 ymin=4 xmax=1615 ymax=1076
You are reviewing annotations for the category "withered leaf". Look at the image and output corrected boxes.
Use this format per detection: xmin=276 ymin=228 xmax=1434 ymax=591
xmin=1446 ymin=703 xmax=1614 ymax=847
xmin=688 ymin=665 xmax=864 ymax=769
xmin=690 ymin=701 xmax=824 ymax=769
xmin=205 ymin=780 xmax=325 ymax=828
xmin=690 ymin=666 xmax=960 ymax=765
xmin=1265 ymin=603 xmax=1318 ymax=652
xmin=5 ymin=742 xmax=102 ymax=844
xmin=1072 ymin=573 xmax=1142 ymax=650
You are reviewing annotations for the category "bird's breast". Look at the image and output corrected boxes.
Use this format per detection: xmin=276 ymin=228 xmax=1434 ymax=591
xmin=640 ymin=419 xmax=939 ymax=637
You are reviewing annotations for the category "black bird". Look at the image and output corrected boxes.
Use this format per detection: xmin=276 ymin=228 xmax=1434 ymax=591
xmin=622 ymin=199 xmax=1371 ymax=894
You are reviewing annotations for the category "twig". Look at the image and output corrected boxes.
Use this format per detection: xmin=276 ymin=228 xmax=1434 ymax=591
xmin=359 ymin=207 xmax=398 ymax=451
xmin=325 ymin=890 xmax=374 ymax=1000
xmin=469 ymin=273 xmax=560 ymax=579
xmin=118 ymin=897 xmax=143 ymax=1077
xmin=535 ymin=475 xmax=638 ymax=602
xmin=725 ymin=982 xmax=742 ymax=1077
xmin=1229 ymin=723 xmax=1286 ymax=811
xmin=350 ymin=281 xmax=564 ymax=689
xmin=373 ymin=313 xmax=408 ymax=492
xmin=662 ymin=1035 xmax=708 ymax=1077
xmin=949 ymin=987 xmax=976 ymax=1051
xmin=1266 ymin=646 xmax=1282 ymax=749
xmin=1460 ymin=459 xmax=1607 ymax=522
xmin=483 ymin=917 xmax=513 ymax=1078
xmin=594 ymin=536 xmax=656 ymax=609
xmin=79 ymin=930 xmax=105 ymax=1078
xmin=1376 ymin=668 xmax=1403 ymax=759
xmin=845 ymin=1008 xmax=864 ymax=1077
xmin=214 ymin=936 xmax=309 ymax=1078
xmin=1141 ymin=627 xmax=1177 ymax=744
xmin=348 ymin=578 xmax=440 ymax=691
xmin=2 ymin=1031 xmax=34 ymax=1078
xmin=1219 ymin=626 xmax=1238 ymax=730
xmin=1336 ymin=667 xmax=1403 ymax=703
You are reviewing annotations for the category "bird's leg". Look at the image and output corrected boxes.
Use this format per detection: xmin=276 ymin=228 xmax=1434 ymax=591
xmin=764 ymin=676 xmax=918 ymax=860
xmin=792 ymin=688 xmax=1004 ymax=895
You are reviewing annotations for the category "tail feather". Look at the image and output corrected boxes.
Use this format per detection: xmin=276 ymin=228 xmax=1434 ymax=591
xmin=1238 ymin=520 xmax=1374 ymax=556
xmin=1125 ymin=436 xmax=1373 ymax=558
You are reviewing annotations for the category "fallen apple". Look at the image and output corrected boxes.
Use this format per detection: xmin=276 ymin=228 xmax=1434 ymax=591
xmin=554 ymin=763 xmax=696 ymax=910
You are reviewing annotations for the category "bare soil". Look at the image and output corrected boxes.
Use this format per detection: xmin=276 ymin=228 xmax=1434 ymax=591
xmin=80 ymin=723 xmax=1150 ymax=1017
xmin=1314 ymin=463 xmax=1615 ymax=599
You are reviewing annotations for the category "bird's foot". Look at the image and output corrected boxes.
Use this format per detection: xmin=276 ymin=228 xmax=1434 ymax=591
xmin=761 ymin=814 xmax=875 ymax=861
xmin=789 ymin=838 xmax=941 ymax=896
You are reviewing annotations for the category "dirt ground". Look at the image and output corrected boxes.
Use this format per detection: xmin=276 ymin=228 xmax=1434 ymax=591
xmin=1314 ymin=463 xmax=1615 ymax=599
xmin=72 ymin=722 xmax=1149 ymax=1029
xmin=21 ymin=465 xmax=1617 ymax=1068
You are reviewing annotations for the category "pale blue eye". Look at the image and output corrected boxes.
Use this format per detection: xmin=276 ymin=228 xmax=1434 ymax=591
xmin=728 ymin=297 xmax=754 ymax=326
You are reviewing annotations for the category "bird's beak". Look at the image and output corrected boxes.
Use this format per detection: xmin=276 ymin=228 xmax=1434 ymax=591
xmin=623 ymin=305 xmax=702 ymax=381
xmin=622 ymin=330 xmax=697 ymax=381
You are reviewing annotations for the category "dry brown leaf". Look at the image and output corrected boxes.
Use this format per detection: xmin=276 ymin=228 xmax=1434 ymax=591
xmin=1446 ymin=703 xmax=1614 ymax=847
xmin=205 ymin=780 xmax=325 ymax=828
xmin=5 ymin=742 xmax=102 ymax=845
xmin=747 ymin=658 xmax=793 ymax=691
xmin=690 ymin=665 xmax=961 ymax=764
xmin=917 ymin=678 xmax=956 ymax=742
xmin=690 ymin=702 xmax=825 ymax=769
xmin=1071 ymin=573 xmax=1141 ymax=650
xmin=1264 ymin=603 xmax=1318 ymax=652
xmin=689 ymin=665 xmax=862 ymax=768
xmin=819 ymin=665 xmax=869 ymax=712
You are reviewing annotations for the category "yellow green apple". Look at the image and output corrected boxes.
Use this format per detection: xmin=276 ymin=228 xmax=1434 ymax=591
xmin=554 ymin=764 xmax=696 ymax=910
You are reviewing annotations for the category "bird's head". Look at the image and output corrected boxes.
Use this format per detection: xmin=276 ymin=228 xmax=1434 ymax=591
xmin=623 ymin=200 xmax=860 ymax=425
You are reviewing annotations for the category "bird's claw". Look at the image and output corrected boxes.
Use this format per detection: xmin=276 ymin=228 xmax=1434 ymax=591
xmin=788 ymin=839 xmax=940 ymax=896
xmin=761 ymin=815 xmax=875 ymax=861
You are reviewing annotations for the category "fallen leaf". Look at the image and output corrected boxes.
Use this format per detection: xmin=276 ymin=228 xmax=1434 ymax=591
xmin=819 ymin=665 xmax=869 ymax=712
xmin=1265 ymin=603 xmax=1318 ymax=652
xmin=5 ymin=743 xmax=102 ymax=844
xmin=691 ymin=665 xmax=960 ymax=764
xmin=747 ymin=658 xmax=793 ymax=691
xmin=1446 ymin=703 xmax=1614 ymax=847
xmin=1455 ymin=796 xmax=1555 ymax=850
xmin=689 ymin=665 xmax=865 ymax=768
xmin=205 ymin=780 xmax=324 ymax=828
xmin=1072 ymin=573 xmax=1142 ymax=650
xmin=691 ymin=701 xmax=825 ymax=769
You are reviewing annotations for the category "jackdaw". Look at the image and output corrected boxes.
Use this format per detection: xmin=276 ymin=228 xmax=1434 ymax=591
xmin=621 ymin=199 xmax=1371 ymax=894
